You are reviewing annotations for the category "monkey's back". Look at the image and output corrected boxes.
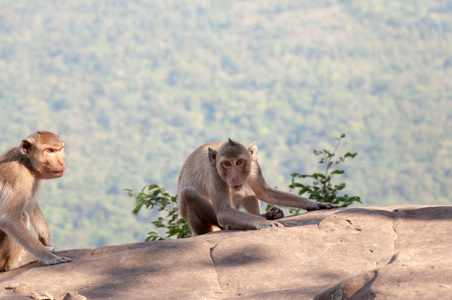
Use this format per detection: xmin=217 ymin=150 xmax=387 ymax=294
xmin=0 ymin=147 xmax=34 ymax=185
xmin=0 ymin=147 xmax=38 ymax=215
xmin=177 ymin=141 xmax=224 ymax=199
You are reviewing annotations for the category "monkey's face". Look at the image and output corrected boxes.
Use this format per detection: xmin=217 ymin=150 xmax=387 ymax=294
xmin=21 ymin=132 xmax=66 ymax=180
xmin=209 ymin=139 xmax=252 ymax=191
xmin=37 ymin=146 xmax=66 ymax=179
xmin=217 ymin=156 xmax=251 ymax=192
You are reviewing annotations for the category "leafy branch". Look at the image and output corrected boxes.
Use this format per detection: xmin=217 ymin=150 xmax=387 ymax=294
xmin=288 ymin=133 xmax=362 ymax=213
xmin=126 ymin=184 xmax=191 ymax=241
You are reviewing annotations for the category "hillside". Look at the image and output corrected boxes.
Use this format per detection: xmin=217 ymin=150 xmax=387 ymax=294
xmin=0 ymin=0 xmax=451 ymax=249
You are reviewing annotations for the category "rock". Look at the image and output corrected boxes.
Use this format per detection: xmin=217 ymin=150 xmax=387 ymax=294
xmin=0 ymin=205 xmax=451 ymax=299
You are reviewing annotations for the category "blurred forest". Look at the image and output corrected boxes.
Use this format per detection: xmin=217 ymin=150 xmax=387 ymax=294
xmin=0 ymin=0 xmax=451 ymax=249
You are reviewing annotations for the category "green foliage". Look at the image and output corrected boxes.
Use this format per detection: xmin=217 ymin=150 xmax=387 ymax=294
xmin=288 ymin=134 xmax=362 ymax=213
xmin=1 ymin=0 xmax=451 ymax=249
xmin=126 ymin=184 xmax=191 ymax=241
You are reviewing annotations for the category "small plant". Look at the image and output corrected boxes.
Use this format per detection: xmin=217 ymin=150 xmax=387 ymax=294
xmin=126 ymin=184 xmax=191 ymax=241
xmin=287 ymin=133 xmax=361 ymax=213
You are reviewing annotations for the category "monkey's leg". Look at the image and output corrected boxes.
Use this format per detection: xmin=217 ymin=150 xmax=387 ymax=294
xmin=179 ymin=187 xmax=221 ymax=236
xmin=232 ymin=186 xmax=260 ymax=214
xmin=15 ymin=250 xmax=37 ymax=269
xmin=234 ymin=186 xmax=284 ymax=220
xmin=242 ymin=195 xmax=261 ymax=215
xmin=0 ymin=233 xmax=34 ymax=271
xmin=0 ymin=231 xmax=12 ymax=271
xmin=235 ymin=186 xmax=284 ymax=219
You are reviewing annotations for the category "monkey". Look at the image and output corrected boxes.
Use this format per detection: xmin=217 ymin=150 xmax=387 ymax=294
xmin=178 ymin=139 xmax=338 ymax=236
xmin=0 ymin=131 xmax=72 ymax=271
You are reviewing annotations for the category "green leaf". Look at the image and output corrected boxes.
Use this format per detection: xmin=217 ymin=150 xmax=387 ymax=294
xmin=147 ymin=183 xmax=160 ymax=190
xmin=335 ymin=183 xmax=346 ymax=190
xmin=298 ymin=187 xmax=312 ymax=196
xmin=312 ymin=173 xmax=325 ymax=179
xmin=331 ymin=170 xmax=345 ymax=175
xmin=344 ymin=152 xmax=358 ymax=158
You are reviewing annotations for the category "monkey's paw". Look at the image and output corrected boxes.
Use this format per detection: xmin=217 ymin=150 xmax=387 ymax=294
xmin=268 ymin=221 xmax=284 ymax=228
xmin=256 ymin=220 xmax=284 ymax=230
xmin=262 ymin=207 xmax=284 ymax=220
xmin=306 ymin=202 xmax=339 ymax=211
xmin=47 ymin=256 xmax=72 ymax=265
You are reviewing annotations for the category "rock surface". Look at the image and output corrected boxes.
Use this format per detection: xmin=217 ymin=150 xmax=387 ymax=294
xmin=1 ymin=205 xmax=451 ymax=299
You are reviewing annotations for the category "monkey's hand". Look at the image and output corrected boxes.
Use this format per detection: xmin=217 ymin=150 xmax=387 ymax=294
xmin=262 ymin=207 xmax=284 ymax=220
xmin=41 ymin=253 xmax=72 ymax=266
xmin=46 ymin=255 xmax=72 ymax=265
xmin=306 ymin=202 xmax=339 ymax=211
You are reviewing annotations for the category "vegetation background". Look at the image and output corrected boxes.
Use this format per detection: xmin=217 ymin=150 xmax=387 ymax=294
xmin=1 ymin=0 xmax=451 ymax=249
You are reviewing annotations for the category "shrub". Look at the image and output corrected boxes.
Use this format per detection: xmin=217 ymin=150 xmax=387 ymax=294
xmin=126 ymin=184 xmax=191 ymax=241
xmin=287 ymin=133 xmax=361 ymax=214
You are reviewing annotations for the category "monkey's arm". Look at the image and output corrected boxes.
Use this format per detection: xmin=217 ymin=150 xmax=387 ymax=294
xmin=0 ymin=214 xmax=68 ymax=264
xmin=259 ymin=186 xmax=337 ymax=210
xmin=0 ymin=191 xmax=70 ymax=265
xmin=31 ymin=204 xmax=53 ymax=250
xmin=248 ymin=166 xmax=338 ymax=210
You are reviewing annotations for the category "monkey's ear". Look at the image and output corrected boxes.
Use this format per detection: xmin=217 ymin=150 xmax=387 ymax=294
xmin=208 ymin=147 xmax=217 ymax=166
xmin=248 ymin=142 xmax=258 ymax=161
xmin=20 ymin=139 xmax=33 ymax=155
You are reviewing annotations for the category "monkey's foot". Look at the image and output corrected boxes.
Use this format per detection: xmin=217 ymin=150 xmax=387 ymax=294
xmin=262 ymin=207 xmax=284 ymax=220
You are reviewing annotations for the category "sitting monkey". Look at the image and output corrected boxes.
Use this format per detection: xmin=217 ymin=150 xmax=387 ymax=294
xmin=178 ymin=139 xmax=338 ymax=236
xmin=0 ymin=131 xmax=71 ymax=271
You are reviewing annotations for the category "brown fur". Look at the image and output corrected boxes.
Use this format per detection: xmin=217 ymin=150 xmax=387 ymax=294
xmin=0 ymin=131 xmax=71 ymax=271
xmin=178 ymin=139 xmax=338 ymax=236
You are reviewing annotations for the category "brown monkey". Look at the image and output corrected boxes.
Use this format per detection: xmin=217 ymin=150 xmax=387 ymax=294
xmin=178 ymin=139 xmax=338 ymax=236
xmin=0 ymin=131 xmax=71 ymax=271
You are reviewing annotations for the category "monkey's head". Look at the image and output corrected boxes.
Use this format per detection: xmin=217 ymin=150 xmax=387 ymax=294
xmin=20 ymin=131 xmax=66 ymax=180
xmin=208 ymin=139 xmax=258 ymax=192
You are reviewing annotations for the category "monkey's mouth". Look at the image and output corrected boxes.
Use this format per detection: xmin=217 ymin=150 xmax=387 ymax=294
xmin=52 ymin=170 xmax=64 ymax=176
xmin=231 ymin=184 xmax=243 ymax=191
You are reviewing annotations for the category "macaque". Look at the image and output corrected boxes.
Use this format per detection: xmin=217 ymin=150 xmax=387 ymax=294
xmin=0 ymin=131 xmax=71 ymax=271
xmin=178 ymin=139 xmax=338 ymax=236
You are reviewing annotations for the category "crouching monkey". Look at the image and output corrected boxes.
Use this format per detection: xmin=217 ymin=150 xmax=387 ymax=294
xmin=0 ymin=131 xmax=71 ymax=271
xmin=178 ymin=139 xmax=338 ymax=236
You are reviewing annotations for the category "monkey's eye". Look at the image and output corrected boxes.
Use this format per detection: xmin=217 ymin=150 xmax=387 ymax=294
xmin=236 ymin=160 xmax=243 ymax=166
xmin=46 ymin=148 xmax=55 ymax=154
xmin=224 ymin=161 xmax=232 ymax=167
